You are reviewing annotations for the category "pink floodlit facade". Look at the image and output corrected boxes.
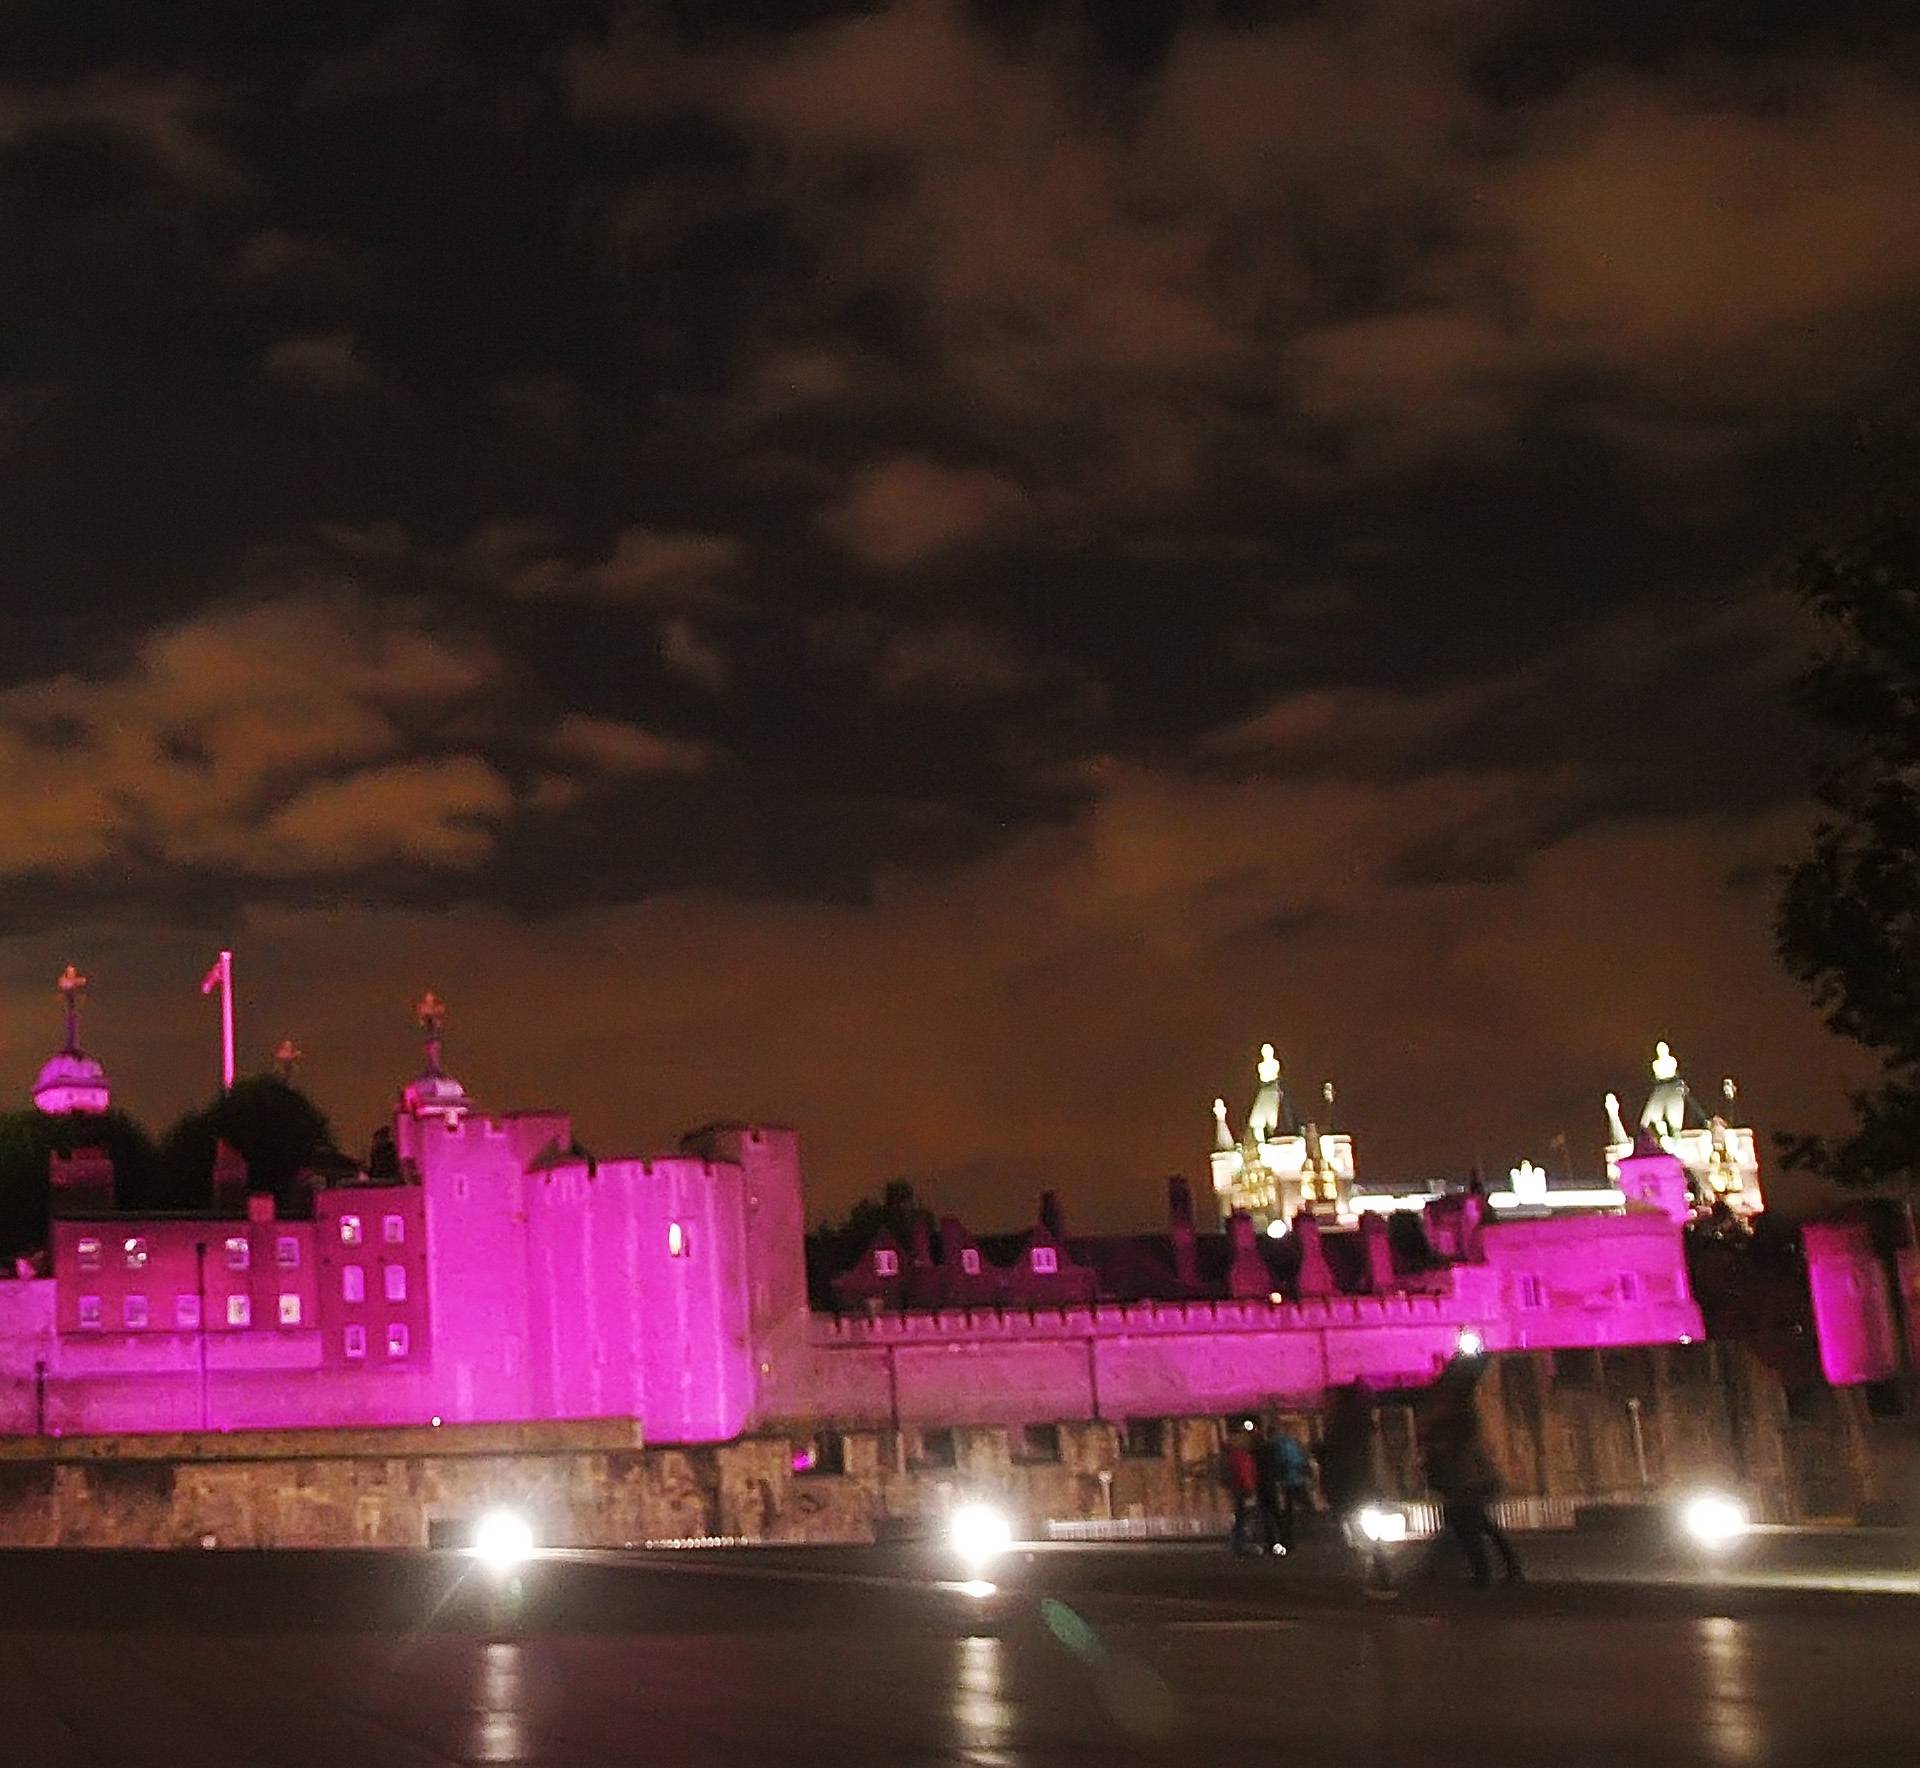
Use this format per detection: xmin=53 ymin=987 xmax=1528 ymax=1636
xmin=0 ymin=1045 xmax=1707 ymax=1444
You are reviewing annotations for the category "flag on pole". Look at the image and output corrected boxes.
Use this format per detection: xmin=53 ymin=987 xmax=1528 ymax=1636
xmin=201 ymin=950 xmax=235 ymax=1090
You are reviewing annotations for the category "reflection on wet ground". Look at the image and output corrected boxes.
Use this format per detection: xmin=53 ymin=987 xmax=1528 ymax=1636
xmin=0 ymin=1546 xmax=1915 ymax=1764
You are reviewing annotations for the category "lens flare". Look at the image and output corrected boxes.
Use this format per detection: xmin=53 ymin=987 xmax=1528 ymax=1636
xmin=471 ymin=1508 xmax=536 ymax=1570
xmin=1682 ymin=1491 xmax=1749 ymax=1549
xmin=950 ymin=1502 xmax=1014 ymax=1567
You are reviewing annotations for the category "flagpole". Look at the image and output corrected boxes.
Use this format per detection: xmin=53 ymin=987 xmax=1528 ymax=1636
xmin=219 ymin=949 xmax=234 ymax=1091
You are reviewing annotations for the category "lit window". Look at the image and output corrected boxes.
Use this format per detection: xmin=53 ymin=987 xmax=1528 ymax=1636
xmin=175 ymin=1293 xmax=201 ymax=1330
xmin=123 ymin=1236 xmax=149 ymax=1270
xmin=384 ymin=1263 xmax=407 ymax=1303
xmin=123 ymin=1294 xmax=149 ymax=1331
xmin=278 ymin=1293 xmax=302 ymax=1327
xmin=76 ymin=1237 xmax=101 ymax=1271
xmin=343 ymin=1323 xmax=367 ymax=1360
xmin=340 ymin=1215 xmax=363 ymax=1246
xmin=341 ymin=1265 xmax=365 ymax=1304
xmin=227 ymin=1294 xmax=252 ymax=1328
xmin=77 ymin=1295 xmax=102 ymax=1329
xmin=276 ymin=1236 xmax=300 ymax=1270
xmin=1031 ymin=1246 xmax=1059 ymax=1274
xmin=667 ymin=1221 xmax=689 ymax=1258
xmin=1517 ymin=1275 xmax=1547 ymax=1310
xmin=383 ymin=1213 xmax=405 ymax=1245
xmin=873 ymin=1248 xmax=900 ymax=1276
xmin=224 ymin=1236 xmax=250 ymax=1272
xmin=386 ymin=1322 xmax=410 ymax=1359
xmin=960 ymin=1247 xmax=982 ymax=1276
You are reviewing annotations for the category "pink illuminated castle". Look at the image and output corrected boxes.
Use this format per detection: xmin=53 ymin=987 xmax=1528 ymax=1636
xmin=0 ymin=973 xmax=1711 ymax=1446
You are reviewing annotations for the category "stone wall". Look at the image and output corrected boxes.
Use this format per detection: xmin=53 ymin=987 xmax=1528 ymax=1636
xmin=0 ymin=1345 xmax=1873 ymax=1548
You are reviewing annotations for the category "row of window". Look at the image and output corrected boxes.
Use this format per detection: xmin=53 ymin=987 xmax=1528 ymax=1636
xmin=339 ymin=1263 xmax=408 ymax=1304
xmin=1513 ymin=1272 xmax=1645 ymax=1310
xmin=74 ymin=1291 xmax=414 ymax=1357
xmin=871 ymin=1245 xmax=1037 ymax=1278
xmin=75 ymin=1214 xmax=409 ymax=1274
xmin=795 ymin=1418 xmax=1169 ymax=1477
xmin=77 ymin=1292 xmax=301 ymax=1330
xmin=343 ymin=1322 xmax=410 ymax=1359
xmin=338 ymin=1213 xmax=407 ymax=1248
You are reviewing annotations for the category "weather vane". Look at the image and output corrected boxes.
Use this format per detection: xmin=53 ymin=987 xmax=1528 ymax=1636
xmin=56 ymin=963 xmax=86 ymax=1050
xmin=416 ymin=990 xmax=446 ymax=1035
xmin=274 ymin=1038 xmax=302 ymax=1081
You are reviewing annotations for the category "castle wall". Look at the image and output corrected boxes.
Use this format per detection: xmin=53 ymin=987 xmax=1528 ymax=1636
xmin=0 ymin=1345 xmax=1865 ymax=1549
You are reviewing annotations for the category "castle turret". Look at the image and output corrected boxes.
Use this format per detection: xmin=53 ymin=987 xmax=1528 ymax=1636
xmin=399 ymin=989 xmax=471 ymax=1126
xmin=33 ymin=964 xmax=110 ymax=1116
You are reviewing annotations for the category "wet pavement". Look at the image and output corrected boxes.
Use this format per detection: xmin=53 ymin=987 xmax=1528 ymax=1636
xmin=0 ymin=1539 xmax=1915 ymax=1764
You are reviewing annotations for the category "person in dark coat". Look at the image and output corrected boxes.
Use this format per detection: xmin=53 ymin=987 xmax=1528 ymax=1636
xmin=1422 ymin=1403 xmax=1523 ymax=1587
xmin=1318 ymin=1383 xmax=1395 ymax=1593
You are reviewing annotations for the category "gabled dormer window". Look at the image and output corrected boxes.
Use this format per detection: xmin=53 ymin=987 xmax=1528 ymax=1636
xmin=873 ymin=1247 xmax=900 ymax=1277
xmin=960 ymin=1247 xmax=982 ymax=1276
xmin=1030 ymin=1245 xmax=1058 ymax=1274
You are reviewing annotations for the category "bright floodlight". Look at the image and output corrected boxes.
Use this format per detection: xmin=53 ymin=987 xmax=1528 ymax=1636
xmin=1682 ymin=1491 xmax=1749 ymax=1549
xmin=472 ymin=1508 xmax=536 ymax=1571
xmin=950 ymin=1502 xmax=1014 ymax=1567
xmin=1357 ymin=1505 xmax=1408 ymax=1544
xmin=1456 ymin=1328 xmax=1486 ymax=1357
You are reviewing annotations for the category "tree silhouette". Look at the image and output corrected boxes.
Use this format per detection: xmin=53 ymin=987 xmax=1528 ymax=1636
xmin=1777 ymin=438 xmax=1920 ymax=1188
xmin=0 ymin=1109 xmax=159 ymax=1263
xmin=153 ymin=1075 xmax=337 ymax=1214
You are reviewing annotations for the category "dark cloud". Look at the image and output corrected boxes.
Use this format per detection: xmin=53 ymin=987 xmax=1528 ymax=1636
xmin=0 ymin=0 xmax=1909 ymax=1218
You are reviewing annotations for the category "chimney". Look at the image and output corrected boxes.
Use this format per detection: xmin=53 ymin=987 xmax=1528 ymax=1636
xmin=1168 ymin=1175 xmax=1199 ymax=1288
xmin=1359 ymin=1211 xmax=1396 ymax=1292
xmin=48 ymin=1148 xmax=114 ymax=1215
xmin=246 ymin=1192 xmax=276 ymax=1224
xmin=909 ymin=1215 xmax=935 ymax=1268
xmin=1293 ymin=1212 xmax=1335 ymax=1298
xmin=1225 ymin=1211 xmax=1269 ymax=1299
xmin=1039 ymin=1190 xmax=1066 ymax=1241
xmin=211 ymin=1140 xmax=249 ymax=1215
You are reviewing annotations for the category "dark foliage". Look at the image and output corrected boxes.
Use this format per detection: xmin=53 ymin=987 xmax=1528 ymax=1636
xmin=153 ymin=1075 xmax=337 ymax=1215
xmin=1778 ymin=442 xmax=1920 ymax=1189
xmin=0 ymin=1110 xmax=159 ymax=1263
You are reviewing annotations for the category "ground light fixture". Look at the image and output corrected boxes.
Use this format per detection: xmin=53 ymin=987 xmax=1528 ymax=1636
xmin=471 ymin=1508 xmax=537 ymax=1572
xmin=1455 ymin=1328 xmax=1486 ymax=1357
xmin=1356 ymin=1505 xmax=1409 ymax=1544
xmin=949 ymin=1501 xmax=1014 ymax=1571
xmin=1681 ymin=1490 xmax=1750 ymax=1549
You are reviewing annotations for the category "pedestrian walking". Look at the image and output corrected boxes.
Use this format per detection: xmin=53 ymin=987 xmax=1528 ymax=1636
xmin=1259 ymin=1422 xmax=1314 ymax=1553
xmin=1422 ymin=1404 xmax=1523 ymax=1588
xmin=1319 ymin=1384 xmax=1396 ymax=1595
xmin=1223 ymin=1423 xmax=1264 ymax=1557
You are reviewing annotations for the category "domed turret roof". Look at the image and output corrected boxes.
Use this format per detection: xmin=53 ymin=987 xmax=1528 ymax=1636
xmin=34 ymin=963 xmax=110 ymax=1115
xmin=403 ymin=1066 xmax=470 ymax=1119
xmin=33 ymin=1047 xmax=110 ymax=1114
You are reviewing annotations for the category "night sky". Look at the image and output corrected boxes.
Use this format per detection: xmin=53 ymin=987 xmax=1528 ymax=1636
xmin=3 ymin=2 xmax=1914 ymax=1226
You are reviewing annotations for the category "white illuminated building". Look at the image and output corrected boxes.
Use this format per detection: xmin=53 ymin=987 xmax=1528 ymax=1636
xmin=1207 ymin=1033 xmax=1765 ymax=1231
xmin=1603 ymin=1041 xmax=1763 ymax=1219
xmin=1209 ymin=1043 xmax=1355 ymax=1232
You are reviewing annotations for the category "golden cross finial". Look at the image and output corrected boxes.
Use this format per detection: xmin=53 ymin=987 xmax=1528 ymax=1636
xmin=274 ymin=1038 xmax=302 ymax=1080
xmin=415 ymin=990 xmax=446 ymax=1035
xmin=56 ymin=963 xmax=87 ymax=1050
